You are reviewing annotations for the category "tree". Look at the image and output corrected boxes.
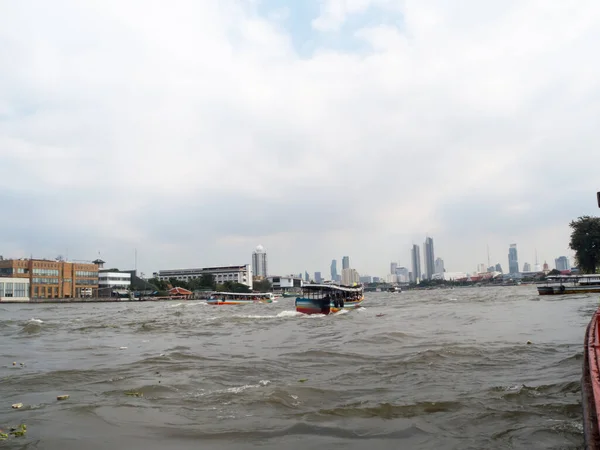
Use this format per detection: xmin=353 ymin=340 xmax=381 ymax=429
xmin=548 ymin=269 xmax=561 ymax=276
xmin=252 ymin=279 xmax=272 ymax=292
xmin=215 ymin=281 xmax=251 ymax=293
xmin=148 ymin=277 xmax=168 ymax=290
xmin=569 ymin=216 xmax=600 ymax=274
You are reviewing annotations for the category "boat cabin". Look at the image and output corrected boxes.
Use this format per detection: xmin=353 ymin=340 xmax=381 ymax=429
xmin=300 ymin=284 xmax=363 ymax=301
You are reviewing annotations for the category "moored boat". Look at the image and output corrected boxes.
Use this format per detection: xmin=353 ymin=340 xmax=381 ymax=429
xmin=207 ymin=292 xmax=274 ymax=305
xmin=583 ymin=308 xmax=600 ymax=448
xmin=537 ymin=275 xmax=600 ymax=295
xmin=295 ymin=284 xmax=364 ymax=315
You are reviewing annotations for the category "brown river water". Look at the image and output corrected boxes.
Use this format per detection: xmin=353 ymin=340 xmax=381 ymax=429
xmin=0 ymin=287 xmax=594 ymax=449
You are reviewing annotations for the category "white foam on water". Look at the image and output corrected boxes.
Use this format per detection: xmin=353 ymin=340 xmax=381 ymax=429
xmin=29 ymin=318 xmax=43 ymax=323
xmin=168 ymin=303 xmax=183 ymax=308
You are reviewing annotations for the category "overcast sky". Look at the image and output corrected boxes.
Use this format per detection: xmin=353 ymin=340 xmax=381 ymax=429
xmin=1 ymin=0 xmax=600 ymax=278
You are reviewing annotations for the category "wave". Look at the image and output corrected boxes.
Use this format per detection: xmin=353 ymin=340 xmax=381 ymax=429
xmin=316 ymin=400 xmax=463 ymax=419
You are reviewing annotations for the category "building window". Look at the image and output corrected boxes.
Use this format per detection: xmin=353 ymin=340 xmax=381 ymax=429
xmin=33 ymin=286 xmax=39 ymax=298
xmin=0 ymin=283 xmax=3 ymax=297
xmin=32 ymin=268 xmax=59 ymax=276
xmin=14 ymin=283 xmax=27 ymax=298
xmin=4 ymin=283 xmax=13 ymax=297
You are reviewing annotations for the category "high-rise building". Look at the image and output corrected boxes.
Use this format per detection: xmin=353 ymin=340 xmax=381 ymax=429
xmin=477 ymin=263 xmax=486 ymax=273
xmin=342 ymin=256 xmax=350 ymax=270
xmin=508 ymin=244 xmax=519 ymax=274
xmin=423 ymin=237 xmax=435 ymax=280
xmin=523 ymin=262 xmax=531 ymax=272
xmin=555 ymin=256 xmax=570 ymax=271
xmin=390 ymin=262 xmax=398 ymax=275
xmin=252 ymin=245 xmax=268 ymax=278
xmin=411 ymin=245 xmax=421 ymax=282
xmin=330 ymin=259 xmax=338 ymax=281
xmin=495 ymin=263 xmax=503 ymax=273
xmin=434 ymin=258 xmax=445 ymax=275
xmin=304 ymin=271 xmax=310 ymax=282
xmin=314 ymin=272 xmax=322 ymax=283
xmin=342 ymin=268 xmax=360 ymax=285
xmin=395 ymin=266 xmax=409 ymax=283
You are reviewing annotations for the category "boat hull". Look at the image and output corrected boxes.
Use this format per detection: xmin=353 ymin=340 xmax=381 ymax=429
xmin=295 ymin=297 xmax=364 ymax=315
xmin=538 ymin=285 xmax=600 ymax=295
xmin=583 ymin=309 xmax=600 ymax=449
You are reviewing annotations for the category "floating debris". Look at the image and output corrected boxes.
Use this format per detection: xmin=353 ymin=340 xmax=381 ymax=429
xmin=11 ymin=403 xmax=23 ymax=409
xmin=0 ymin=432 xmax=8 ymax=440
xmin=12 ymin=362 xmax=16 ymax=366
xmin=298 ymin=379 xmax=308 ymax=383
xmin=119 ymin=347 xmax=128 ymax=350
xmin=527 ymin=340 xmax=532 ymax=345
xmin=124 ymin=391 xmax=143 ymax=397
xmin=10 ymin=424 xmax=26 ymax=437
xmin=57 ymin=395 xmax=70 ymax=401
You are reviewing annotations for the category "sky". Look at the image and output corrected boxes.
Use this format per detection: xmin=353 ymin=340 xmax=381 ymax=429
xmin=1 ymin=0 xmax=600 ymax=278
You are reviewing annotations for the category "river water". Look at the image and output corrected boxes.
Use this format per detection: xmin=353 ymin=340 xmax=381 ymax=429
xmin=0 ymin=287 xmax=594 ymax=449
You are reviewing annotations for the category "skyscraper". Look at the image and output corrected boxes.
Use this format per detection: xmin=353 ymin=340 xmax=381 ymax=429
xmin=423 ymin=237 xmax=435 ymax=280
xmin=390 ymin=262 xmax=398 ymax=275
xmin=434 ymin=257 xmax=445 ymax=275
xmin=342 ymin=256 xmax=350 ymax=270
xmin=495 ymin=263 xmax=503 ymax=273
xmin=314 ymin=272 xmax=322 ymax=283
xmin=555 ymin=256 xmax=570 ymax=271
xmin=330 ymin=259 xmax=338 ymax=281
xmin=508 ymin=244 xmax=519 ymax=274
xmin=252 ymin=245 xmax=268 ymax=278
xmin=523 ymin=262 xmax=531 ymax=272
xmin=411 ymin=245 xmax=421 ymax=283
xmin=304 ymin=271 xmax=310 ymax=282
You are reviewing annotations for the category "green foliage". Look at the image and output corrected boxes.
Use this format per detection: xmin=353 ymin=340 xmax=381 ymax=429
xmin=215 ymin=281 xmax=251 ymax=293
xmin=569 ymin=216 xmax=600 ymax=274
xmin=148 ymin=277 xmax=168 ymax=290
xmin=168 ymin=277 xmax=190 ymax=290
xmin=252 ymin=279 xmax=272 ymax=292
xmin=188 ymin=273 xmax=216 ymax=291
xmin=548 ymin=269 xmax=561 ymax=276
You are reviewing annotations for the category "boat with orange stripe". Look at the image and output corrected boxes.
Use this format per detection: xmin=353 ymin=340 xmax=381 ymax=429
xmin=295 ymin=284 xmax=364 ymax=315
xmin=207 ymin=292 xmax=274 ymax=305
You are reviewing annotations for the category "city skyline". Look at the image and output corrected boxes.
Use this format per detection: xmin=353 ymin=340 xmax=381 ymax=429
xmin=0 ymin=2 xmax=595 ymax=278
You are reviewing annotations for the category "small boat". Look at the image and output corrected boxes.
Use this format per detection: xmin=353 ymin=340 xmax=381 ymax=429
xmin=207 ymin=292 xmax=274 ymax=305
xmin=583 ymin=308 xmax=600 ymax=448
xmin=388 ymin=286 xmax=401 ymax=293
xmin=295 ymin=284 xmax=364 ymax=315
xmin=537 ymin=275 xmax=600 ymax=295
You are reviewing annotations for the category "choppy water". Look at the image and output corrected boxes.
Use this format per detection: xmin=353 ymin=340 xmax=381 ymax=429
xmin=0 ymin=287 xmax=595 ymax=449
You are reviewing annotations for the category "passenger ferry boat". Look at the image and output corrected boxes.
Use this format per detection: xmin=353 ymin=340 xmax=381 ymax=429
xmin=537 ymin=275 xmax=600 ymax=295
xmin=295 ymin=284 xmax=364 ymax=315
xmin=207 ymin=292 xmax=275 ymax=305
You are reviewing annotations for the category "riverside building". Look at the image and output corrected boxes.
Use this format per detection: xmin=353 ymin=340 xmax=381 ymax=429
xmin=0 ymin=258 xmax=99 ymax=299
xmin=154 ymin=264 xmax=253 ymax=289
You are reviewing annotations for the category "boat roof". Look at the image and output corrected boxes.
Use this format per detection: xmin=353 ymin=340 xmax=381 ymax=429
xmin=302 ymin=283 xmax=363 ymax=292
xmin=211 ymin=291 xmax=272 ymax=296
xmin=547 ymin=274 xmax=600 ymax=279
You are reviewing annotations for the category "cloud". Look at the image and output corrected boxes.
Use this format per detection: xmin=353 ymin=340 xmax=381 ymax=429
xmin=1 ymin=0 xmax=600 ymax=277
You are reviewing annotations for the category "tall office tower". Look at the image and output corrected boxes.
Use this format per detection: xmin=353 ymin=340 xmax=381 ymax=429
xmin=555 ymin=256 xmax=570 ymax=271
xmin=342 ymin=256 xmax=350 ymax=270
xmin=330 ymin=259 xmax=338 ymax=281
xmin=411 ymin=245 xmax=421 ymax=282
xmin=434 ymin=258 xmax=445 ymax=274
xmin=423 ymin=237 xmax=435 ymax=280
xmin=508 ymin=244 xmax=519 ymax=274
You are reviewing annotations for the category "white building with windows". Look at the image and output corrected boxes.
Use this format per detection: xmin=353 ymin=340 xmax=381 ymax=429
xmin=98 ymin=271 xmax=131 ymax=297
xmin=154 ymin=265 xmax=253 ymax=289
xmin=252 ymin=245 xmax=268 ymax=278
xmin=267 ymin=276 xmax=302 ymax=291
xmin=0 ymin=277 xmax=30 ymax=302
